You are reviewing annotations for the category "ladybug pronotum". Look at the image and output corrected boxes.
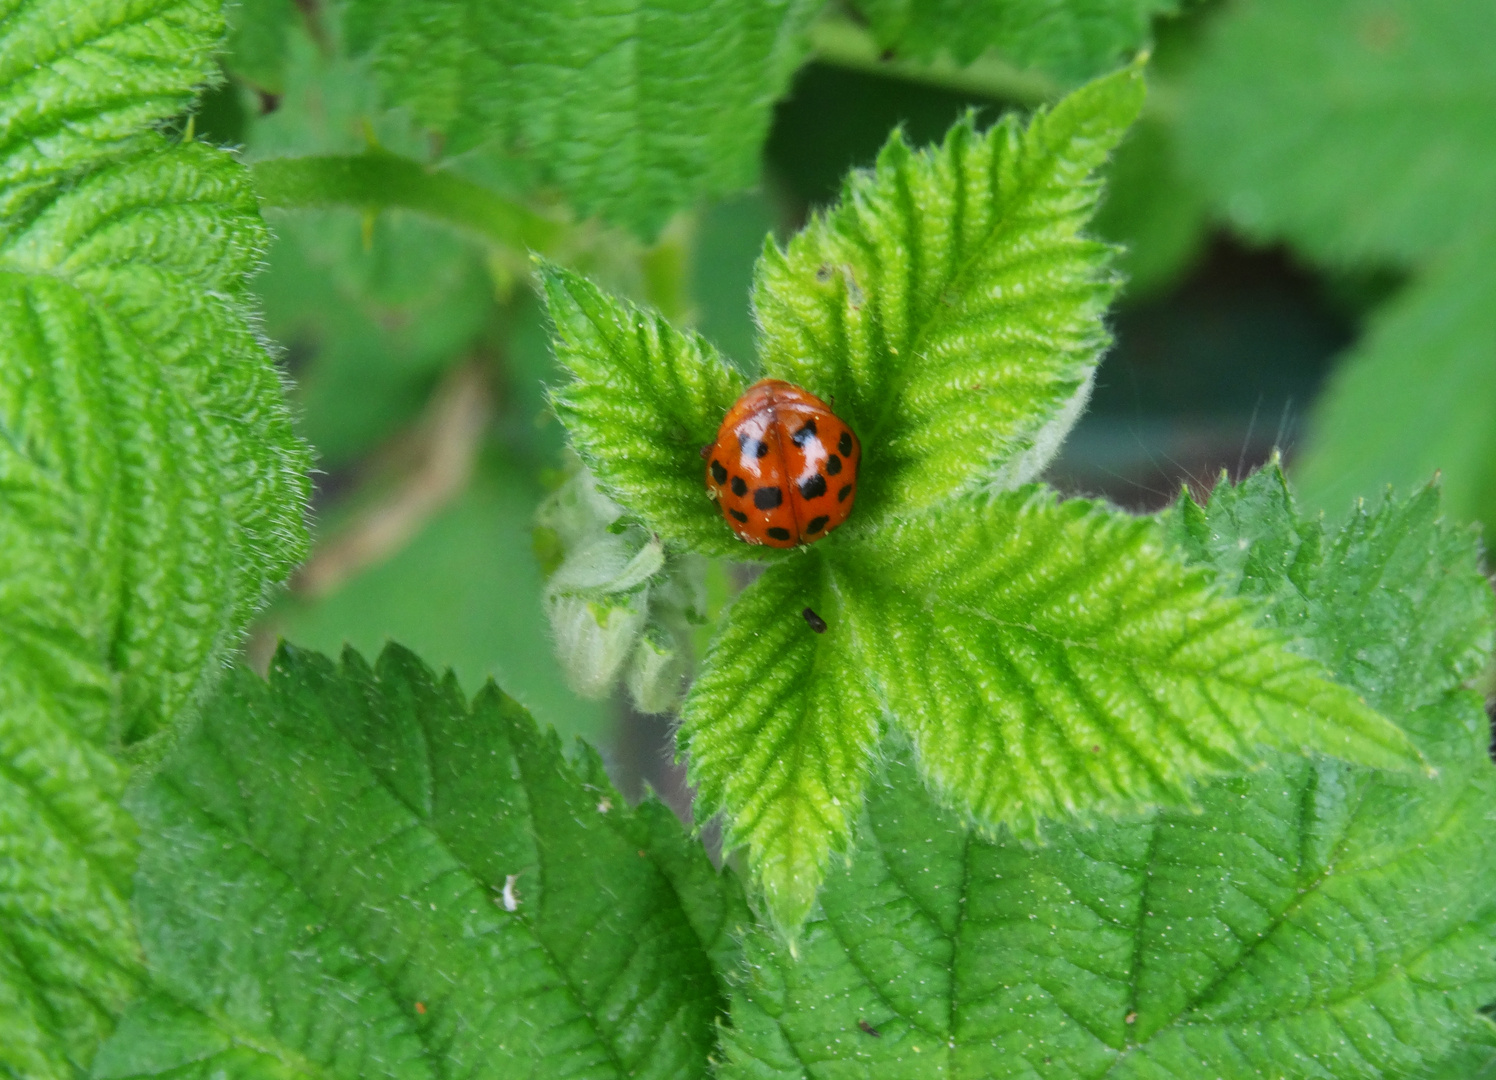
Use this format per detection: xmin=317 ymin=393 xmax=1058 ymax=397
xmin=705 ymin=379 xmax=860 ymax=548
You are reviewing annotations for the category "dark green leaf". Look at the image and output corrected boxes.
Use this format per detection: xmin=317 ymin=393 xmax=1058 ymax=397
xmin=1293 ymin=234 xmax=1496 ymax=534
xmin=343 ymin=0 xmax=820 ymax=235
xmin=1179 ymin=0 xmax=1496 ymax=264
xmin=97 ymin=644 xmax=746 ymax=1078
xmin=852 ymin=0 xmax=1179 ymax=81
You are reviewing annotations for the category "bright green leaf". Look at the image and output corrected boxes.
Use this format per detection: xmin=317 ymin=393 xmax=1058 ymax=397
xmin=683 ymin=485 xmax=1419 ymax=932
xmin=0 ymin=0 xmax=310 ymax=1072
xmin=1179 ymin=0 xmax=1496 ymax=264
xmin=96 ymin=643 xmax=746 ymax=1079
xmin=841 ymin=488 xmax=1422 ymax=830
xmin=721 ymin=478 xmax=1496 ymax=1078
xmin=543 ymin=263 xmax=750 ymax=557
xmin=342 ymin=0 xmax=820 ymax=235
xmin=682 ymin=553 xmax=885 ymax=933
xmin=851 ymin=0 xmax=1179 ymax=81
xmin=0 ymin=721 xmax=144 ymax=1079
xmin=1293 ymin=233 xmax=1496 ymax=533
xmin=0 ymin=0 xmax=221 ymax=224
xmin=1 ymin=5 xmax=311 ymax=746
xmin=753 ymin=63 xmax=1144 ymax=529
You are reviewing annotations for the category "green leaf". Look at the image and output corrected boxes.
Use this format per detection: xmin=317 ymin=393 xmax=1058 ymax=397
xmin=1292 ymin=232 xmax=1496 ymax=533
xmin=543 ymin=263 xmax=750 ymax=557
xmin=1 ymin=4 xmax=311 ymax=745
xmin=752 ymin=63 xmax=1144 ymax=530
xmin=850 ymin=0 xmax=1180 ymax=81
xmin=684 ymin=488 xmax=1419 ymax=932
xmin=682 ymin=553 xmax=885 ymax=933
xmin=722 ymin=750 xmax=1496 ymax=1079
xmin=0 ymin=723 xmax=144 ymax=1079
xmin=96 ymin=643 xmax=747 ymax=1079
xmin=1168 ymin=462 xmax=1496 ymax=770
xmin=720 ymin=480 xmax=1496 ymax=1078
xmin=0 ymin=0 xmax=221 ymax=224
xmin=1178 ymin=0 xmax=1496 ymax=264
xmin=225 ymin=0 xmax=297 ymax=93
xmin=842 ymin=489 xmax=1423 ymax=824
xmin=342 ymin=0 xmax=820 ymax=236
xmin=0 ymin=0 xmax=309 ymax=1071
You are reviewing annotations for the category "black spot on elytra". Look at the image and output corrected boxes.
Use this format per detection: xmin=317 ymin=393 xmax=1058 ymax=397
xmin=767 ymin=526 xmax=791 ymax=541
xmin=730 ymin=475 xmax=747 ymax=496
xmin=754 ymin=486 xmax=783 ymax=510
xmin=710 ymin=460 xmax=727 ymax=484
xmin=838 ymin=431 xmax=853 ymax=456
xmin=806 ymin=515 xmax=829 ymax=534
xmin=825 ymin=454 xmax=842 ymax=476
xmin=838 ymin=484 xmax=853 ymax=502
xmin=803 ymin=607 xmax=827 ymax=633
xmin=792 ymin=420 xmax=817 ymax=447
xmin=799 ymin=473 xmax=828 ymax=500
xmin=739 ymin=432 xmax=769 ymax=458
xmin=729 ymin=509 xmax=747 ymax=523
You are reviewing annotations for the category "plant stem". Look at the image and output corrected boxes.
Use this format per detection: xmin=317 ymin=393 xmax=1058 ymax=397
xmin=249 ymin=152 xmax=565 ymax=251
xmin=807 ymin=16 xmax=1060 ymax=104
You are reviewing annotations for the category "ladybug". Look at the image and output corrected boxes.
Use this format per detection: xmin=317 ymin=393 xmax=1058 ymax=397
xmin=705 ymin=379 xmax=860 ymax=548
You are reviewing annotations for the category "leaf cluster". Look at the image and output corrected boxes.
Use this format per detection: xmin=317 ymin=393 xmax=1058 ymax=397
xmin=91 ymin=470 xmax=1496 ymax=1079
xmin=722 ymin=467 xmax=1496 ymax=1079
xmin=542 ymin=63 xmax=1423 ymax=933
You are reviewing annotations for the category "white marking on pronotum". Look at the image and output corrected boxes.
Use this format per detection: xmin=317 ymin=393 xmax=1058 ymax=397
xmin=501 ymin=874 xmax=520 ymax=912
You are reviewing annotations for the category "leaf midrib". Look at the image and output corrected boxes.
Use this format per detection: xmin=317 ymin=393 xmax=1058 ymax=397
xmin=192 ymin=721 xmax=645 ymax=1078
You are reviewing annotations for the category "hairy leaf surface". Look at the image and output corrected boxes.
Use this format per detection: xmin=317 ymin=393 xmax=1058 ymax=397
xmin=0 ymin=0 xmax=310 ymax=1073
xmin=96 ymin=644 xmax=746 ymax=1080
xmin=683 ymin=488 xmax=1418 ymax=931
xmin=544 ymin=263 xmax=748 ymax=556
xmin=842 ymin=489 xmax=1421 ymax=830
xmin=721 ymin=479 xmax=1496 ymax=1078
xmin=1292 ymin=235 xmax=1496 ymax=533
xmin=1169 ymin=464 xmax=1495 ymax=769
xmin=852 ymin=0 xmax=1178 ymax=80
xmin=344 ymin=0 xmax=818 ymax=235
xmin=1179 ymin=0 xmax=1496 ymax=264
xmin=0 ymin=0 xmax=311 ymax=743
xmin=753 ymin=63 xmax=1143 ymax=529
xmin=682 ymin=554 xmax=884 ymax=932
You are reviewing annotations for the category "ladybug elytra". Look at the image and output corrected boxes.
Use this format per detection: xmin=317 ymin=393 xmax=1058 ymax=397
xmin=705 ymin=379 xmax=860 ymax=548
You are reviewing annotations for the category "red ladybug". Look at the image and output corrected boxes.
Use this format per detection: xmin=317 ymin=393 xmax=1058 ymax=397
xmin=705 ymin=379 xmax=860 ymax=548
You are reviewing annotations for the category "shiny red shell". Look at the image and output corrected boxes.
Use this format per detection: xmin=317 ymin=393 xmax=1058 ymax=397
xmin=705 ymin=379 xmax=861 ymax=548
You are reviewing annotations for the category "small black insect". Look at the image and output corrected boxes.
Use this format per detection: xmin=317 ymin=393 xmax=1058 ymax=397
xmin=803 ymin=607 xmax=827 ymax=634
xmin=858 ymin=1019 xmax=881 ymax=1038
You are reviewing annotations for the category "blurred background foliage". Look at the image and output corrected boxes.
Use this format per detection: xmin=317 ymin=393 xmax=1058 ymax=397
xmin=205 ymin=0 xmax=1494 ymax=799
